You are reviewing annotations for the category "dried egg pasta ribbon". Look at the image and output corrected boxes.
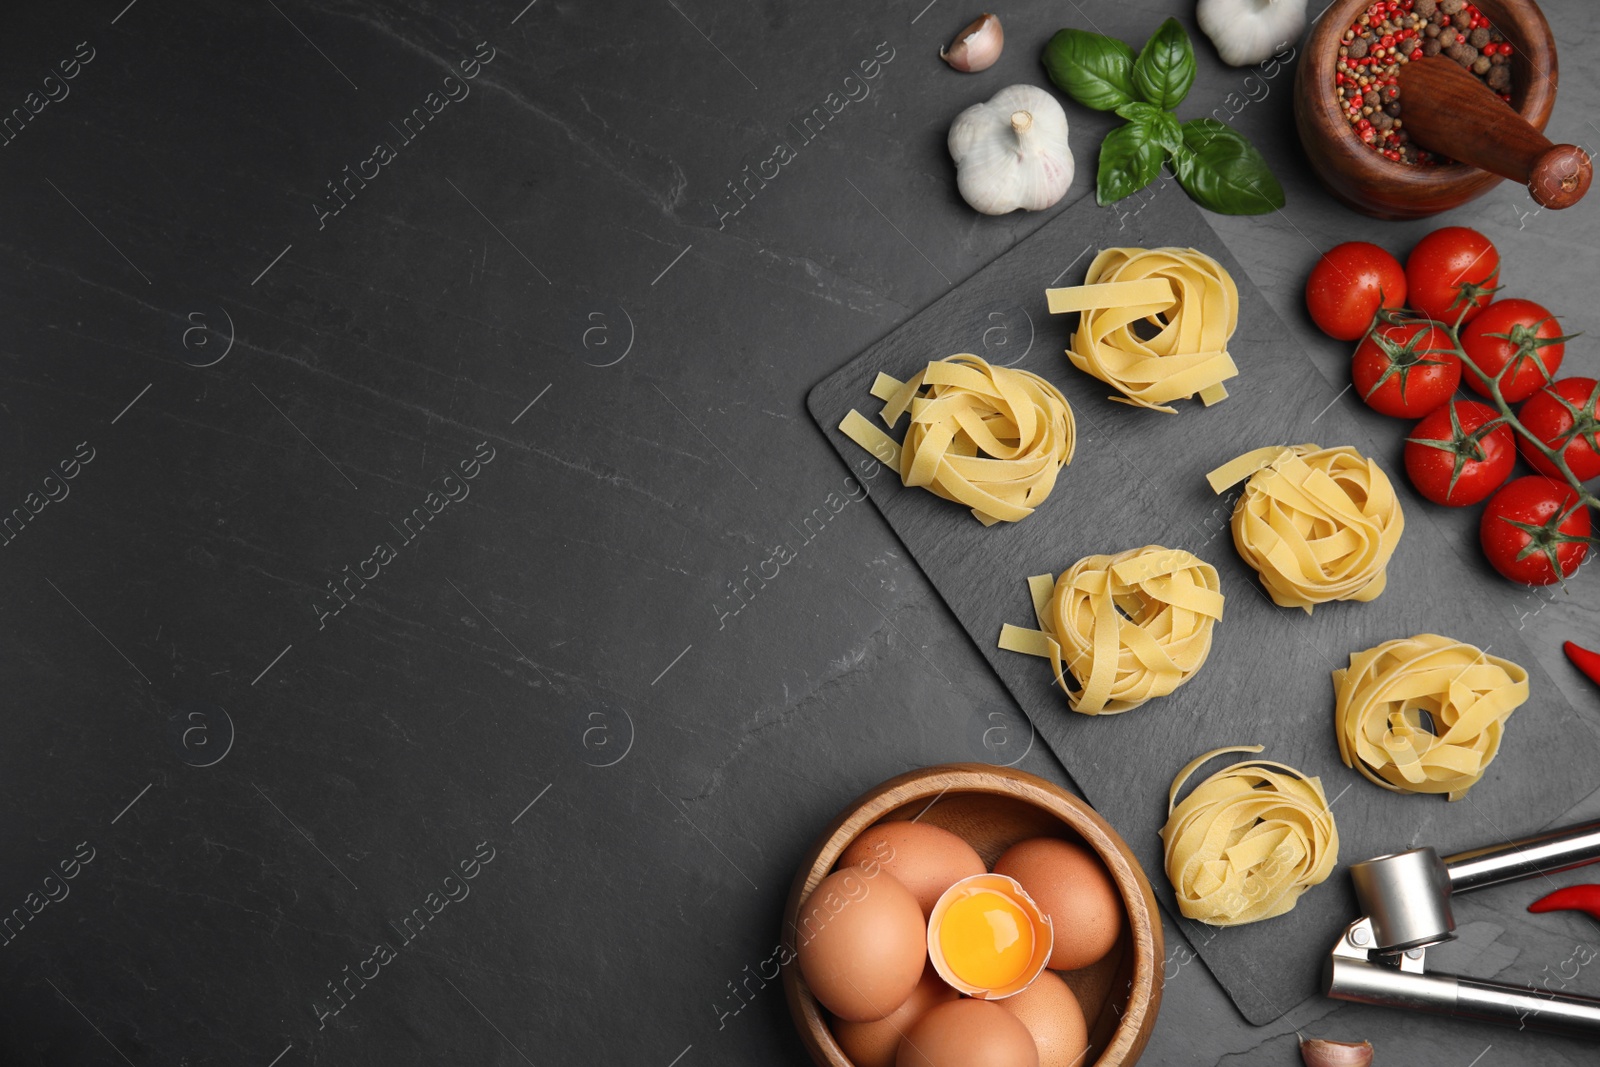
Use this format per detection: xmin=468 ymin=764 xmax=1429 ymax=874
xmin=1045 ymin=246 xmax=1240 ymax=413
xmin=998 ymin=545 xmax=1223 ymax=714
xmin=838 ymin=354 xmax=1076 ymax=526
xmin=1333 ymin=634 xmax=1529 ymax=802
xmin=1207 ymin=443 xmax=1404 ymax=614
xmin=1160 ymin=746 xmax=1340 ymax=927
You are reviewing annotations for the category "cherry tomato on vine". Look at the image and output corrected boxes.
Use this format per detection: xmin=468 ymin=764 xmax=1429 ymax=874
xmin=1518 ymin=377 xmax=1600 ymax=481
xmin=1404 ymin=400 xmax=1515 ymax=506
xmin=1305 ymin=241 xmax=1408 ymax=341
xmin=1351 ymin=321 xmax=1460 ymax=418
xmin=1460 ymin=298 xmax=1574 ymax=402
xmin=1405 ymin=226 xmax=1500 ymax=326
xmin=1479 ymin=475 xmax=1591 ymax=585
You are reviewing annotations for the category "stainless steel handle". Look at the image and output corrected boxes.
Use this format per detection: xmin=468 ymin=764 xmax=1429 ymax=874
xmin=1327 ymin=956 xmax=1600 ymax=1037
xmin=1456 ymin=978 xmax=1600 ymax=1036
xmin=1444 ymin=819 xmax=1600 ymax=894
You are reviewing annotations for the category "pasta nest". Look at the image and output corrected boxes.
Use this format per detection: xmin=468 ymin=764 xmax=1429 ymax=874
xmin=838 ymin=354 xmax=1076 ymax=525
xmin=1160 ymin=746 xmax=1340 ymax=927
xmin=999 ymin=546 xmax=1223 ymax=715
xmin=1045 ymin=246 xmax=1240 ymax=413
xmin=1333 ymin=634 xmax=1529 ymax=802
xmin=1207 ymin=443 xmax=1404 ymax=613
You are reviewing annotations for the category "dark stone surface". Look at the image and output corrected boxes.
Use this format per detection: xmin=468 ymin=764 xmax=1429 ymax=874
xmin=0 ymin=1 xmax=1595 ymax=1065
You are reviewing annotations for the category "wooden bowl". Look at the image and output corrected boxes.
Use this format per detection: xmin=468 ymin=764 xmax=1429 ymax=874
xmin=782 ymin=764 xmax=1163 ymax=1067
xmin=1293 ymin=0 xmax=1559 ymax=219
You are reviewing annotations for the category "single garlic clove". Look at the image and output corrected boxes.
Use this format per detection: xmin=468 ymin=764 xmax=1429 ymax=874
xmin=1301 ymin=1038 xmax=1374 ymax=1067
xmin=940 ymin=13 xmax=1003 ymax=73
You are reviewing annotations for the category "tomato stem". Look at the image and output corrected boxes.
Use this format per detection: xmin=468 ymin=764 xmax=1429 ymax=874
xmin=1437 ymin=319 xmax=1600 ymax=545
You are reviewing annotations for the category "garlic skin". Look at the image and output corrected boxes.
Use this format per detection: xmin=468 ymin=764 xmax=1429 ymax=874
xmin=1300 ymin=1038 xmax=1374 ymax=1067
xmin=948 ymin=84 xmax=1074 ymax=215
xmin=941 ymin=13 xmax=1004 ymax=73
xmin=1197 ymin=0 xmax=1307 ymax=67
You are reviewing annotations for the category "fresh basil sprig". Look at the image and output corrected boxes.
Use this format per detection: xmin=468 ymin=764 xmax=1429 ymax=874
xmin=1042 ymin=17 xmax=1284 ymax=215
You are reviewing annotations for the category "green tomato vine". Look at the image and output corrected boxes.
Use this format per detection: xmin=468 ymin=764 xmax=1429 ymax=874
xmin=1379 ymin=301 xmax=1600 ymax=558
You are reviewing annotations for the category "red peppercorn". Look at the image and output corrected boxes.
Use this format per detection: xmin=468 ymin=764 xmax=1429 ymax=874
xmin=1456 ymin=33 xmax=1467 ymax=43
xmin=1410 ymin=47 xmax=1423 ymax=60
xmin=1381 ymin=34 xmax=1395 ymax=47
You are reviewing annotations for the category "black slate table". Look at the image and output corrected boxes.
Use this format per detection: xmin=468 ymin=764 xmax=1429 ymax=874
xmin=2 ymin=2 xmax=1596 ymax=1065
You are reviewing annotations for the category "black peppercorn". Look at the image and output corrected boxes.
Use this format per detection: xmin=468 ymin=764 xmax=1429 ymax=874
xmin=1468 ymin=27 xmax=1490 ymax=48
xmin=1422 ymin=36 xmax=1443 ymax=56
xmin=1414 ymin=0 xmax=1437 ymax=14
xmin=1348 ymin=37 xmax=1370 ymax=58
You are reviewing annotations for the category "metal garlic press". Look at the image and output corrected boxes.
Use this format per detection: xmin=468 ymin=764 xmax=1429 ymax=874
xmin=1326 ymin=819 xmax=1600 ymax=1036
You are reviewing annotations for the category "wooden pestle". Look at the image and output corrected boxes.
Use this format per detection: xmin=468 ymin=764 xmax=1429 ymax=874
xmin=1398 ymin=56 xmax=1591 ymax=209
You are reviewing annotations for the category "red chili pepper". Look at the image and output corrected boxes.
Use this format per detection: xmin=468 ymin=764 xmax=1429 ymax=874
xmin=1566 ymin=641 xmax=1600 ymax=690
xmin=1529 ymin=884 xmax=1600 ymax=919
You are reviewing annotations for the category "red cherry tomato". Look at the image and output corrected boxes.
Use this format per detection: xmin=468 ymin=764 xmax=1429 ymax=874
xmin=1351 ymin=322 xmax=1461 ymax=418
xmin=1479 ymin=476 xmax=1591 ymax=585
xmin=1404 ymin=400 xmax=1515 ymax=506
xmin=1518 ymin=377 xmax=1600 ymax=481
xmin=1405 ymin=226 xmax=1500 ymax=326
xmin=1460 ymin=298 xmax=1571 ymax=402
xmin=1304 ymin=241 xmax=1408 ymax=341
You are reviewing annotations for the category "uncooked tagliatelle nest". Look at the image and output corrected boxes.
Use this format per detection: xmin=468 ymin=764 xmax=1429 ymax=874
xmin=1161 ymin=746 xmax=1340 ymax=927
xmin=1207 ymin=444 xmax=1404 ymax=613
xmin=838 ymin=354 xmax=1076 ymax=525
xmin=998 ymin=545 xmax=1223 ymax=714
xmin=1045 ymin=246 xmax=1240 ymax=413
xmin=1334 ymin=634 xmax=1529 ymax=802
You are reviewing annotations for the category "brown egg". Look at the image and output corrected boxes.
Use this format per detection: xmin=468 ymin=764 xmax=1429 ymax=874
xmin=796 ymin=864 xmax=927 ymax=1022
xmin=839 ymin=820 xmax=987 ymax=916
xmin=998 ymin=972 xmax=1089 ymax=1067
xmin=833 ymin=963 xmax=958 ymax=1067
xmin=994 ymin=838 xmax=1122 ymax=971
xmin=896 ymin=998 xmax=1040 ymax=1067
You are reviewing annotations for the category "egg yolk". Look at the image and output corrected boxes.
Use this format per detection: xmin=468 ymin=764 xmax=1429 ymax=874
xmin=937 ymin=889 xmax=1034 ymax=990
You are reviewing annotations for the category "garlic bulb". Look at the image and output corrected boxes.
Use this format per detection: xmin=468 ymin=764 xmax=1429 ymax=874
xmin=1197 ymin=0 xmax=1306 ymax=67
xmin=948 ymin=84 xmax=1074 ymax=215
xmin=941 ymin=13 xmax=1004 ymax=73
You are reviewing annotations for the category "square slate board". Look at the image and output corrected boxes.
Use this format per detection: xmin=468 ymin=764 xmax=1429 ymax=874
xmin=806 ymin=187 xmax=1600 ymax=1025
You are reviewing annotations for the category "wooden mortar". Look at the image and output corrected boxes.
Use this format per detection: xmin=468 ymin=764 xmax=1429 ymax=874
xmin=1294 ymin=0 xmax=1586 ymax=219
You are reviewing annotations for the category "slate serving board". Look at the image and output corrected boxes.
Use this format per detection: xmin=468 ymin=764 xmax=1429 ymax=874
xmin=806 ymin=187 xmax=1600 ymax=1025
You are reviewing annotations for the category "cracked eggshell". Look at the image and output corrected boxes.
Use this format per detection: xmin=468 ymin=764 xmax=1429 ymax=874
xmin=948 ymin=84 xmax=1074 ymax=215
xmin=926 ymin=873 xmax=1053 ymax=999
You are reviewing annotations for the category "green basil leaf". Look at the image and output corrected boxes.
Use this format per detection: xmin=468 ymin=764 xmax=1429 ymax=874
xmin=1097 ymin=120 xmax=1165 ymax=207
xmin=1132 ymin=17 xmax=1196 ymax=110
xmin=1115 ymin=103 xmax=1183 ymax=154
xmin=1042 ymin=28 xmax=1137 ymax=111
xmin=1171 ymin=118 xmax=1285 ymax=215
xmin=1148 ymin=111 xmax=1183 ymax=155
